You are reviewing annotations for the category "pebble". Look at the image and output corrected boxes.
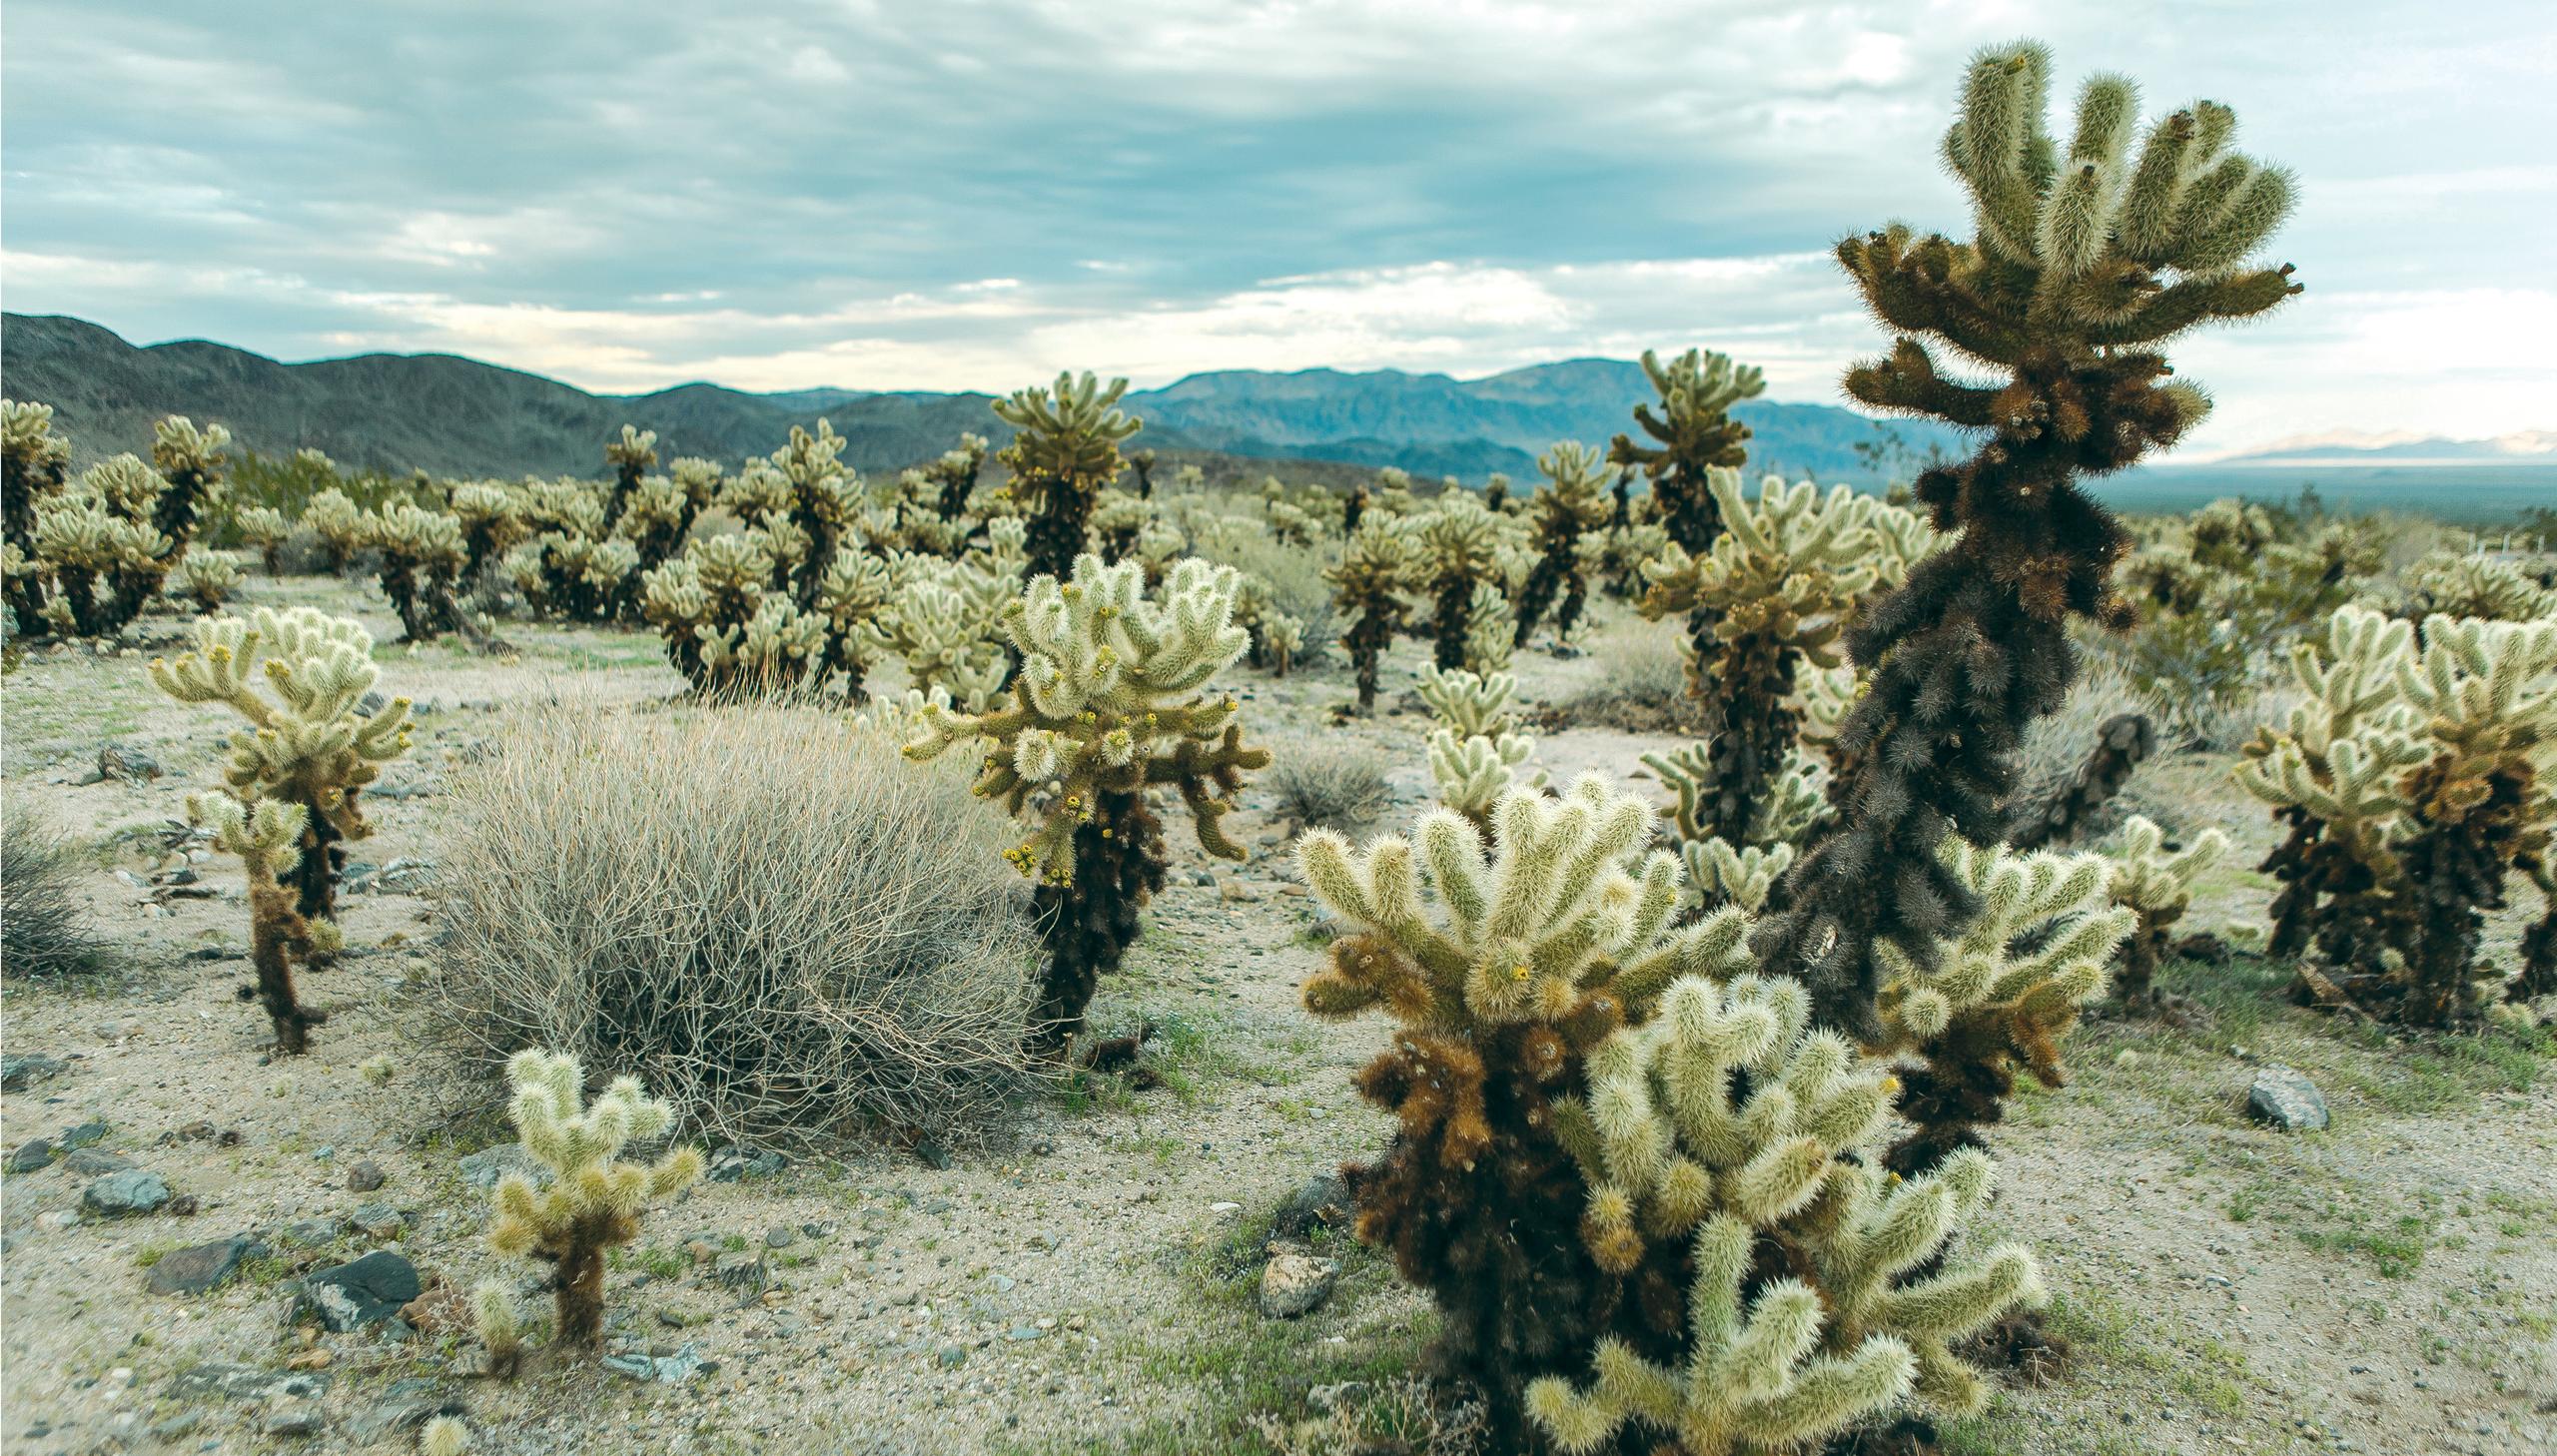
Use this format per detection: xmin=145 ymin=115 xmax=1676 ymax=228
xmin=347 ymin=1159 xmax=388 ymax=1192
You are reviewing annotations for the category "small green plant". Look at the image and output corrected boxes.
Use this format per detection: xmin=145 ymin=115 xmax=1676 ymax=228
xmin=485 ymin=1050 xmax=703 ymax=1349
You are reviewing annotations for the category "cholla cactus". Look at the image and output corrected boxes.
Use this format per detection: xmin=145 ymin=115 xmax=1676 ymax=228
xmin=1417 ymin=666 xmax=1541 ymax=829
xmin=1608 ymin=349 xmax=1764 ymax=563
xmin=446 ymin=482 xmax=529 ymax=580
xmin=303 ymin=488 xmax=371 ymax=575
xmin=993 ymin=372 xmax=1142 ymax=583
xmin=2102 ymin=816 xmax=2230 ymax=1009
xmin=904 ymin=553 xmax=1268 ymax=1044
xmin=2388 ymin=550 xmax=2556 ymax=625
xmin=485 ymin=1051 xmax=703 ymax=1348
xmin=188 ymin=792 xmax=328 ymax=1053
xmin=422 ymin=1415 xmax=471 ymax=1456
xmin=149 ymin=607 xmax=414 ymax=922
xmin=232 ymin=505 xmax=292 ymax=575
xmin=1642 ymin=738 xmax=1829 ymax=913
xmin=1299 ymin=777 xmax=1756 ymax=1449
xmin=1513 ymin=441 xmax=1614 ymax=648
xmin=2007 ymin=713 xmax=2157 ymax=850
xmin=1639 ymin=472 xmax=1921 ymax=846
xmin=2244 ymin=607 xmax=2557 ymax=1022
xmin=599 ymin=424 xmax=659 ymax=528
xmin=366 ymin=502 xmax=471 ymax=642
xmin=1874 ymin=838 xmax=2131 ymax=1173
xmin=615 ymin=456 xmax=718 ymax=581
xmin=1760 ymin=41 xmax=2300 ymax=1038
xmin=1528 ymin=979 xmax=2039 ymax=1456
xmin=1415 ymin=491 xmax=1508 ymax=671
xmin=3 ymin=408 xmax=230 ymax=640
xmin=178 ymin=549 xmax=245 ymax=612
xmin=1460 ymin=580 xmax=1514 ymax=676
xmin=1263 ymin=610 xmax=1305 ymax=677
xmin=1329 ymin=516 xmax=1418 ymax=712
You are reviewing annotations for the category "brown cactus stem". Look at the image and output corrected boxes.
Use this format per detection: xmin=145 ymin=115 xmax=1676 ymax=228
xmin=551 ymin=1220 xmax=614 ymax=1347
xmin=246 ymin=876 xmax=315 ymax=1056
xmin=1027 ymin=789 xmax=1165 ymax=1051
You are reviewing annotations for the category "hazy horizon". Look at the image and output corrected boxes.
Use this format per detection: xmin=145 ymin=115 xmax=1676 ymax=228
xmin=6 ymin=2 xmax=2552 ymax=457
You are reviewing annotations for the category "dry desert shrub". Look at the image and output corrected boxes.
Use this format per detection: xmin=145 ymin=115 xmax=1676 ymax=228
xmin=1265 ymin=735 xmax=1394 ymax=835
xmin=1 ymin=810 xmax=108 ymax=979
xmin=1540 ymin=616 xmax=1690 ymax=731
xmin=423 ymin=702 xmax=1039 ymax=1150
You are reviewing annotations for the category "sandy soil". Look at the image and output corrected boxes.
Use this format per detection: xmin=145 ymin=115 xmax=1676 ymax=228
xmin=3 ymin=575 xmax=2553 ymax=1456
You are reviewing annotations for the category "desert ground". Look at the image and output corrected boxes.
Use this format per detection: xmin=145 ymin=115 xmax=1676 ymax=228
xmin=3 ymin=569 xmax=2552 ymax=1456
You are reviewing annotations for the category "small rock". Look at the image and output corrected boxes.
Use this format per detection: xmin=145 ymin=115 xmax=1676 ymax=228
xmin=1219 ymin=879 xmax=1261 ymax=904
xmin=1006 ymin=1324 xmax=1047 ymax=1341
xmin=454 ymin=1142 xmax=543 ymax=1189
xmin=348 ymin=1201 xmax=407 ymax=1239
xmin=61 ymin=1148 xmax=135 ymax=1176
xmin=1269 ymin=1172 xmax=1349 ymax=1244
xmin=764 ymin=1226 xmax=797 ymax=1249
xmin=265 ymin=1406 xmax=326 ymax=1438
xmin=0 ymin=1054 xmax=68 ymax=1092
xmin=277 ymin=1217 xmax=342 ymax=1248
xmin=1308 ymin=1380 xmax=1373 ymax=1413
xmin=82 ymin=1169 xmax=172 ymax=1217
xmin=711 ymin=1252 xmax=767 ymax=1295
xmin=912 ymin=1138 xmax=952 ymax=1170
xmin=935 ymin=1343 xmax=968 ymax=1369
xmin=347 ymin=1159 xmax=388 ymax=1192
xmin=58 ymin=1120 xmax=109 ymax=1149
xmin=604 ymin=1342 xmax=704 ymax=1382
xmin=2245 ymin=1065 xmax=2329 ymax=1131
xmin=1259 ymin=1251 xmax=1341 ymax=1318
xmin=148 ymin=1235 xmax=268 ymax=1295
xmin=705 ymin=1144 xmax=785 ymax=1182
xmin=98 ymin=743 xmax=162 ymax=782
xmin=301 ymin=1250 xmax=422 ymax=1331
xmin=7 ymin=1139 xmax=54 ymax=1173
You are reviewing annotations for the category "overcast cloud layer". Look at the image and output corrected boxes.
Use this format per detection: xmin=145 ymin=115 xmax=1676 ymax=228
xmin=5 ymin=1 xmax=2551 ymax=455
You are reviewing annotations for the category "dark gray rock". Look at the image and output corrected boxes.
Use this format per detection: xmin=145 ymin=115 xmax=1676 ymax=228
xmin=98 ymin=743 xmax=162 ymax=782
xmin=347 ymin=1159 xmax=388 ymax=1192
xmin=348 ymin=1201 xmax=406 ymax=1240
xmin=705 ymin=1144 xmax=785 ymax=1182
xmin=265 ymin=1406 xmax=326 ymax=1438
xmin=165 ymin=1364 xmax=333 ymax=1401
xmin=148 ymin=1235 xmax=269 ymax=1295
xmin=711 ymin=1252 xmax=767 ymax=1296
xmin=277 ymin=1217 xmax=341 ymax=1248
xmin=6 ymin=1139 xmax=54 ymax=1173
xmin=57 ymin=1120 xmax=109 ymax=1149
xmin=0 ymin=1054 xmax=67 ymax=1092
xmin=302 ymin=1250 xmax=421 ymax=1331
xmin=60 ymin=1148 xmax=135 ymax=1176
xmin=83 ymin=1169 xmax=172 ymax=1217
xmin=454 ymin=1142 xmax=543 ymax=1189
xmin=2246 ymin=1065 xmax=2330 ymax=1131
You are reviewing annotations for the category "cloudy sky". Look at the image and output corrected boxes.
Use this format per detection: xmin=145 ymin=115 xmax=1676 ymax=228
xmin=5 ymin=1 xmax=2550 ymax=455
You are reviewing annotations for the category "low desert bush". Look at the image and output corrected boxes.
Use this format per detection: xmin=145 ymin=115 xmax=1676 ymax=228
xmin=1265 ymin=736 xmax=1394 ymax=834
xmin=1 ymin=811 xmax=107 ymax=978
xmin=424 ymin=703 xmax=1040 ymax=1149
xmin=1539 ymin=616 xmax=1689 ymax=731
xmin=1196 ymin=527 xmax=1341 ymax=660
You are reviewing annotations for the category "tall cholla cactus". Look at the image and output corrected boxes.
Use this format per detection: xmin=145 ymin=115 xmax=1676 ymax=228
xmin=1758 ymin=41 xmax=2301 ymax=1038
xmin=3 ymin=404 xmax=232 ymax=640
xmin=365 ymin=502 xmax=471 ymax=642
xmin=614 ymin=456 xmax=719 ymax=586
xmin=993 ymin=372 xmax=1142 ymax=585
xmin=2241 ymin=605 xmax=2557 ymax=1023
xmin=1330 ymin=516 xmax=1418 ymax=713
xmin=904 ymin=553 xmax=1269 ymax=1045
xmin=598 ymin=424 xmax=658 ymax=530
xmin=2102 ymin=815 xmax=2230 ymax=1009
xmin=2 ymin=399 xmax=75 ymax=629
xmin=189 ymin=793 xmax=330 ymax=1054
xmin=1527 ymin=978 xmax=2040 ymax=1456
xmin=149 ymin=607 xmax=414 ymax=923
xmin=1640 ymin=472 xmax=1929 ymax=846
xmin=1417 ymin=666 xmax=1542 ymax=830
xmin=1513 ymin=441 xmax=1614 ymax=649
xmin=1609 ymin=349 xmax=1764 ymax=562
xmin=147 ymin=416 xmax=233 ymax=551
xmin=1415 ymin=491 xmax=1508 ymax=672
xmin=1873 ymin=838 xmax=2131 ymax=1174
xmin=485 ymin=1051 xmax=703 ymax=1349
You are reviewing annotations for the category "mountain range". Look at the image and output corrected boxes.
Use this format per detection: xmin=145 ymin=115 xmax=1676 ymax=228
xmin=1 ymin=313 xmax=1961 ymax=485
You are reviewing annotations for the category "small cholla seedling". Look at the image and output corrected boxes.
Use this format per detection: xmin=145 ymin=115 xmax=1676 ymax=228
xmin=1512 ymin=440 xmax=1613 ymax=648
xmin=303 ymin=487 xmax=371 ymax=576
xmin=1527 ymin=975 xmax=2041 ymax=1454
xmin=1758 ymin=40 xmax=2301 ymax=1037
xmin=904 ymin=553 xmax=1269 ymax=1045
xmin=2102 ymin=815 xmax=2230 ymax=1010
xmin=178 ymin=549 xmax=244 ymax=612
xmin=486 ymin=1050 xmax=703 ymax=1349
xmin=469 ymin=1277 xmax=523 ymax=1377
xmin=992 ymin=372 xmax=1142 ymax=585
xmin=149 ymin=606 xmax=414 ymax=923
xmin=1327 ymin=516 xmax=1418 ymax=713
xmin=233 ymin=505 xmax=291 ymax=574
xmin=421 ymin=1414 xmax=470 ymax=1456
xmin=188 ymin=792 xmax=330 ymax=1053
